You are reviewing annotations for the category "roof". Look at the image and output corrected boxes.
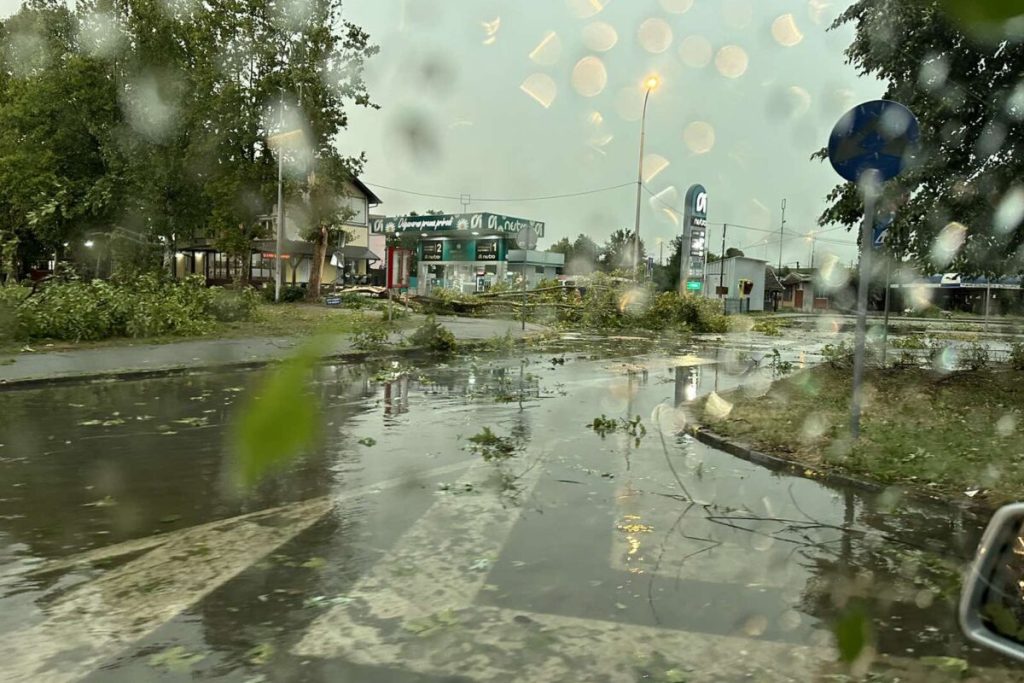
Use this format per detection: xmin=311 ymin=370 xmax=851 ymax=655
xmin=335 ymin=245 xmax=381 ymax=262
xmin=782 ymin=272 xmax=813 ymax=285
xmin=351 ymin=178 xmax=382 ymax=206
xmin=764 ymin=267 xmax=784 ymax=292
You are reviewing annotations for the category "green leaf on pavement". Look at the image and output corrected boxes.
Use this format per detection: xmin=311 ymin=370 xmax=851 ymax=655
xmin=245 ymin=642 xmax=275 ymax=666
xmin=148 ymin=645 xmax=206 ymax=672
xmin=834 ymin=603 xmax=872 ymax=663
xmin=919 ymin=656 xmax=968 ymax=674
xmin=231 ymin=341 xmax=325 ymax=487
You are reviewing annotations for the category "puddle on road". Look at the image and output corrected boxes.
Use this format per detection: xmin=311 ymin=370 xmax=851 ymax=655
xmin=0 ymin=340 xmax=1017 ymax=681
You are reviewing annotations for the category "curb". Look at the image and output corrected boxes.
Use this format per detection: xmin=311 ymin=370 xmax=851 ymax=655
xmin=687 ymin=425 xmax=997 ymax=515
xmin=0 ymin=335 xmax=545 ymax=392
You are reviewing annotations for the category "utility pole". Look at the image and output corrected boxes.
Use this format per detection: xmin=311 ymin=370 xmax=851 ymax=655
xmin=778 ymin=198 xmax=787 ymax=270
xmin=275 ymin=94 xmax=284 ymax=303
xmin=718 ymin=223 xmax=727 ymax=298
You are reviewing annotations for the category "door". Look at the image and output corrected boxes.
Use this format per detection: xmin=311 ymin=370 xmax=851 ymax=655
xmin=794 ymin=289 xmax=804 ymax=310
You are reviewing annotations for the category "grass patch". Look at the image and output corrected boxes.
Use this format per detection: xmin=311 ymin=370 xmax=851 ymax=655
xmin=697 ymin=365 xmax=1024 ymax=505
xmin=0 ymin=303 xmax=415 ymax=354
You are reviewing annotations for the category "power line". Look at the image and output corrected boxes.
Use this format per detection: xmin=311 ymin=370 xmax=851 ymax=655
xmin=364 ymin=181 xmax=635 ymax=204
xmin=643 ymin=184 xmax=851 ymax=242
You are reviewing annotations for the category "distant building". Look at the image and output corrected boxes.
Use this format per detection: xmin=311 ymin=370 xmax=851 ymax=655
xmin=174 ymin=178 xmax=382 ymax=287
xmin=702 ymin=256 xmax=768 ymax=313
xmin=369 ymin=212 xmax=561 ymax=295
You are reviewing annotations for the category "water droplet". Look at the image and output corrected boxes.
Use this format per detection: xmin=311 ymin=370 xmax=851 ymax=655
xmin=771 ymin=13 xmax=804 ymax=46
xmin=997 ymin=414 xmax=1018 ymax=437
xmin=808 ymin=0 xmax=829 ymax=24
xmin=918 ymin=55 xmax=949 ymax=92
xmin=801 ymin=413 xmax=828 ymax=442
xmin=678 ymin=35 xmax=712 ymax=68
xmin=931 ymin=222 xmax=968 ymax=267
xmin=520 ymin=73 xmax=558 ymax=108
xmin=715 ymin=45 xmax=749 ymax=79
xmin=638 ymin=18 xmax=673 ymax=53
xmin=642 ymin=154 xmax=670 ymax=183
xmin=571 ymin=56 xmax=608 ymax=97
xmin=529 ymin=31 xmax=561 ymax=65
xmin=742 ymin=614 xmax=769 ymax=637
xmin=659 ymin=0 xmax=693 ymax=13
xmin=704 ymin=392 xmax=733 ymax=420
xmin=779 ymin=609 xmax=803 ymax=631
xmin=914 ymin=590 xmax=935 ymax=609
xmin=582 ymin=21 xmax=618 ymax=51
xmin=684 ymin=121 xmax=716 ymax=154
xmin=652 ymin=402 xmax=688 ymax=434
xmin=995 ymin=187 xmax=1024 ymax=234
xmin=567 ymin=0 xmax=606 ymax=19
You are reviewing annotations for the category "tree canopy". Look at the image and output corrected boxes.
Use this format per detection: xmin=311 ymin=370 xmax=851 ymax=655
xmin=0 ymin=0 xmax=377 ymax=284
xmin=819 ymin=0 xmax=1024 ymax=277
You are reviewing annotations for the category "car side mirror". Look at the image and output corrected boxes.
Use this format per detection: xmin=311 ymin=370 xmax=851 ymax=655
xmin=960 ymin=503 xmax=1024 ymax=661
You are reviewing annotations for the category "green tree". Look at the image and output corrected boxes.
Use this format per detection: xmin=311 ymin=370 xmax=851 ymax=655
xmin=600 ymin=229 xmax=645 ymax=273
xmin=819 ymin=0 xmax=1024 ymax=277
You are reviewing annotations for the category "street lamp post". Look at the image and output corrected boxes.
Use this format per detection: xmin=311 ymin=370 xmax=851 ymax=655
xmin=633 ymin=74 xmax=660 ymax=279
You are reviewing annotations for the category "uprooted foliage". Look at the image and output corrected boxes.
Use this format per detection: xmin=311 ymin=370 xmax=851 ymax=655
xmin=414 ymin=273 xmax=728 ymax=335
xmin=0 ymin=274 xmax=258 ymax=342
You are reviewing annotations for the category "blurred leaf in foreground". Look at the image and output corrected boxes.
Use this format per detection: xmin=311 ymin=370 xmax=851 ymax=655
xmin=232 ymin=342 xmax=324 ymax=487
xmin=834 ymin=602 xmax=873 ymax=664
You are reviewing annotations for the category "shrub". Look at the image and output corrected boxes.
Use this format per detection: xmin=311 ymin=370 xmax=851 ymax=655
xmin=206 ymin=287 xmax=260 ymax=322
xmin=821 ymin=341 xmax=855 ymax=370
xmin=351 ymin=316 xmax=393 ymax=351
xmin=958 ymin=342 xmax=990 ymax=371
xmin=639 ymin=291 xmax=728 ymax=334
xmin=262 ymin=284 xmax=305 ymax=303
xmin=1009 ymin=342 xmax=1024 ymax=371
xmin=407 ymin=315 xmax=456 ymax=352
xmin=752 ymin=318 xmax=784 ymax=336
xmin=5 ymin=275 xmax=259 ymax=342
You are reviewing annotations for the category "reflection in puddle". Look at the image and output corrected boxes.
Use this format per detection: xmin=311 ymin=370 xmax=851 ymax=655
xmin=0 ymin=341 xmax=1017 ymax=680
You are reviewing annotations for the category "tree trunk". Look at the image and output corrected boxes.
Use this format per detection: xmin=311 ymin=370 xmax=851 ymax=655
xmin=307 ymin=224 xmax=328 ymax=300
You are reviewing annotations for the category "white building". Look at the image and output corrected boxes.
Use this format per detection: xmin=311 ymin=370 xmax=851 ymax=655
xmin=701 ymin=256 xmax=768 ymax=313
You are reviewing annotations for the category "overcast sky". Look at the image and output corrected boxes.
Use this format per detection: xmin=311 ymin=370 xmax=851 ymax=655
xmin=332 ymin=0 xmax=883 ymax=267
xmin=1 ymin=0 xmax=883 ymax=266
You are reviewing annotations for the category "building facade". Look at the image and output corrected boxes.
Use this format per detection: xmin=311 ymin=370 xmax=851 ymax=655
xmin=174 ymin=178 xmax=381 ymax=287
xmin=370 ymin=213 xmax=561 ymax=295
xmin=701 ymin=256 xmax=768 ymax=313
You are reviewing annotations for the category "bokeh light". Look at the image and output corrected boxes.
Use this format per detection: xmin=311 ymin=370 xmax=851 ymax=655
xmin=481 ymin=17 xmax=500 ymax=45
xmin=571 ymin=56 xmax=608 ymax=97
xmin=771 ymin=14 xmax=804 ymax=47
xmin=715 ymin=45 xmax=749 ymax=78
xmin=638 ymin=18 xmax=673 ymax=53
xmin=659 ymin=0 xmax=694 ymax=13
xmin=678 ymin=35 xmax=712 ymax=68
xmin=642 ymin=153 xmax=670 ymax=183
xmin=582 ymin=21 xmax=618 ymax=51
xmin=520 ymin=73 xmax=558 ymax=108
xmin=932 ymin=221 xmax=968 ymax=267
xmin=529 ymin=31 xmax=561 ymax=65
xmin=684 ymin=121 xmax=716 ymax=154
xmin=995 ymin=187 xmax=1024 ymax=233
xmin=567 ymin=0 xmax=605 ymax=19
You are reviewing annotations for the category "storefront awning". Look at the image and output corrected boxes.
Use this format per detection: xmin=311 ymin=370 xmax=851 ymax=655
xmin=335 ymin=246 xmax=381 ymax=262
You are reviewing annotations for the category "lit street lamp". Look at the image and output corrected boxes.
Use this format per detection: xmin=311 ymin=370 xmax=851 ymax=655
xmin=633 ymin=74 xmax=661 ymax=278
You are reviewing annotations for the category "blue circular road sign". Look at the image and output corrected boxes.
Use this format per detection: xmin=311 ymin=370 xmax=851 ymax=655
xmin=828 ymin=100 xmax=920 ymax=183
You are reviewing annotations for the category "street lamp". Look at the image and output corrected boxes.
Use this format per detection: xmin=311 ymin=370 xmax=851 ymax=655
xmin=633 ymin=73 xmax=661 ymax=278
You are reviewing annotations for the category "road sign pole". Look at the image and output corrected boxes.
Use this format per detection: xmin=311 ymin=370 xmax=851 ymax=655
xmin=881 ymin=254 xmax=892 ymax=367
xmin=850 ymin=172 xmax=879 ymax=440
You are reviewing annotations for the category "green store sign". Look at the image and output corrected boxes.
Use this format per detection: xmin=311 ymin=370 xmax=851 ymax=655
xmin=372 ymin=213 xmax=545 ymax=238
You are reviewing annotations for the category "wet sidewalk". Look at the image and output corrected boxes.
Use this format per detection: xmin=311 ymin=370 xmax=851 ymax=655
xmin=0 ymin=315 xmax=548 ymax=385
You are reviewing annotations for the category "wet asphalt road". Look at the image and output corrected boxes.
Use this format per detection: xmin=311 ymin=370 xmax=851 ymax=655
xmin=0 ymin=337 xmax=1019 ymax=682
